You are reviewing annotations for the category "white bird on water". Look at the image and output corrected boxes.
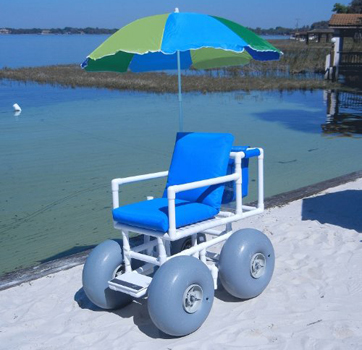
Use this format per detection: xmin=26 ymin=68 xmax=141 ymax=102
xmin=13 ymin=103 xmax=21 ymax=112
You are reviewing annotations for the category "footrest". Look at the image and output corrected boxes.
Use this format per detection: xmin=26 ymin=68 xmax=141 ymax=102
xmin=108 ymin=272 xmax=152 ymax=298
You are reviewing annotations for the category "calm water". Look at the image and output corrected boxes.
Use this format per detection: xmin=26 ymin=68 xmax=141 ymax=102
xmin=0 ymin=34 xmax=287 ymax=69
xmin=0 ymin=35 xmax=110 ymax=68
xmin=1 ymin=80 xmax=361 ymax=275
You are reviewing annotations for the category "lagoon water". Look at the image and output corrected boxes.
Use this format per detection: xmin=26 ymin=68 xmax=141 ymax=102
xmin=0 ymin=34 xmax=110 ymax=68
xmin=1 ymin=79 xmax=361 ymax=275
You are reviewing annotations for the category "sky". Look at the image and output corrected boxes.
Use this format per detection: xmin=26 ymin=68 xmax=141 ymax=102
xmin=0 ymin=0 xmax=351 ymax=29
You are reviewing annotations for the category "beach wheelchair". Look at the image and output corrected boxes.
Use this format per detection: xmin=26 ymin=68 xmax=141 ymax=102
xmin=82 ymin=132 xmax=275 ymax=336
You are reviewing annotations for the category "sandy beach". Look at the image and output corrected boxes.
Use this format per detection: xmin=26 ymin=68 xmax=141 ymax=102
xmin=1 ymin=177 xmax=361 ymax=349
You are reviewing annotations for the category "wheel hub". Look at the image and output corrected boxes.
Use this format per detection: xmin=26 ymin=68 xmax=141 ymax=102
xmin=183 ymin=284 xmax=203 ymax=313
xmin=250 ymin=253 xmax=266 ymax=279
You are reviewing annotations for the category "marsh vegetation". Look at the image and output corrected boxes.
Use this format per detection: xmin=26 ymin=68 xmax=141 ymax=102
xmin=0 ymin=40 xmax=351 ymax=92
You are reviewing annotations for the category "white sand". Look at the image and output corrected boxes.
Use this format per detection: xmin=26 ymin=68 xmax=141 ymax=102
xmin=1 ymin=178 xmax=362 ymax=349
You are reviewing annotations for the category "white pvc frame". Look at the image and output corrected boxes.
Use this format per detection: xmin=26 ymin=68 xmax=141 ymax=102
xmin=110 ymin=149 xmax=264 ymax=294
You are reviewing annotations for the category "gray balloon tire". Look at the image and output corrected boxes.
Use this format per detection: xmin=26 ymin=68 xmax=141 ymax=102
xmin=82 ymin=239 xmax=132 ymax=310
xmin=147 ymin=256 xmax=214 ymax=337
xmin=170 ymin=233 xmax=206 ymax=255
xmin=219 ymin=228 xmax=275 ymax=300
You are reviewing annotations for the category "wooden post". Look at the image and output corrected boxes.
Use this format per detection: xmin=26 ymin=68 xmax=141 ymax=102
xmin=325 ymin=54 xmax=331 ymax=80
xmin=331 ymin=37 xmax=341 ymax=81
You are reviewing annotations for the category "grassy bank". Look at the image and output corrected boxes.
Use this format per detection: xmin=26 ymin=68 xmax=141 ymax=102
xmin=0 ymin=40 xmax=346 ymax=92
xmin=0 ymin=65 xmax=341 ymax=93
xmin=235 ymin=40 xmax=331 ymax=75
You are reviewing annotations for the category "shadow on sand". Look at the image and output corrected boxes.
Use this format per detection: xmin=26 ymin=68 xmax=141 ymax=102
xmin=74 ymin=282 xmax=246 ymax=339
xmin=301 ymin=190 xmax=362 ymax=232
xmin=74 ymin=287 xmax=174 ymax=339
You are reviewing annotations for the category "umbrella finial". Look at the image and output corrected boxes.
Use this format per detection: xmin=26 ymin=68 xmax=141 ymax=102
xmin=174 ymin=8 xmax=179 ymax=13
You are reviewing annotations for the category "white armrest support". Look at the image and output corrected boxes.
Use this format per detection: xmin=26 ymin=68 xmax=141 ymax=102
xmin=167 ymin=172 xmax=240 ymax=238
xmin=112 ymin=171 xmax=168 ymax=209
xmin=229 ymin=148 xmax=264 ymax=213
xmin=168 ymin=173 xmax=239 ymax=195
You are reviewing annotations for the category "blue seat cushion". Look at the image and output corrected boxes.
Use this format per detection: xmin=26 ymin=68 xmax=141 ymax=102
xmin=113 ymin=198 xmax=218 ymax=233
xmin=163 ymin=132 xmax=234 ymax=211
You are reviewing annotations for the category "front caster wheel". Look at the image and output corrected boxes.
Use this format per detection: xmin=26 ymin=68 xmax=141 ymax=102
xmin=219 ymin=228 xmax=275 ymax=299
xmin=82 ymin=239 xmax=132 ymax=310
xmin=147 ymin=256 xmax=214 ymax=336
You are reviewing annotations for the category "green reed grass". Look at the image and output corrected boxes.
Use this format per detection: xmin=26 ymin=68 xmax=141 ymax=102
xmin=0 ymin=40 xmax=345 ymax=92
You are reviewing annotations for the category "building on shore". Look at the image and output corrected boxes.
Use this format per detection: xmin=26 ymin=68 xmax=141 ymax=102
xmin=292 ymin=29 xmax=334 ymax=44
xmin=325 ymin=14 xmax=362 ymax=81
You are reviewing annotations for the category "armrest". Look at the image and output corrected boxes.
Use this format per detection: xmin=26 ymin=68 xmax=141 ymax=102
xmin=166 ymin=172 xmax=240 ymax=238
xmin=112 ymin=171 xmax=168 ymax=190
xmin=230 ymin=147 xmax=261 ymax=159
xmin=243 ymin=148 xmax=261 ymax=159
xmin=112 ymin=171 xmax=168 ymax=208
xmin=167 ymin=172 xmax=239 ymax=197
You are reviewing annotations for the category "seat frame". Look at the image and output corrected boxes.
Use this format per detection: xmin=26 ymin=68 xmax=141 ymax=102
xmin=109 ymin=148 xmax=264 ymax=298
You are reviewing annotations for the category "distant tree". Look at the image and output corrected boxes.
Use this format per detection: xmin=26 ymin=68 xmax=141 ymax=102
xmin=27 ymin=28 xmax=42 ymax=34
xmin=254 ymin=27 xmax=262 ymax=34
xmin=300 ymin=25 xmax=310 ymax=31
xmin=333 ymin=3 xmax=349 ymax=13
xmin=311 ymin=20 xmax=329 ymax=29
xmin=333 ymin=0 xmax=362 ymax=13
xmin=349 ymin=0 xmax=362 ymax=13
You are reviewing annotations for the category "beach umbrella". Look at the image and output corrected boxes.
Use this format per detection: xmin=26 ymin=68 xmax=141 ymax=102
xmin=82 ymin=9 xmax=282 ymax=130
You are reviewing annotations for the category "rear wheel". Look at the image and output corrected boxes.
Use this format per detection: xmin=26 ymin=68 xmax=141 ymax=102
xmin=170 ymin=233 xmax=206 ymax=255
xmin=219 ymin=229 xmax=275 ymax=299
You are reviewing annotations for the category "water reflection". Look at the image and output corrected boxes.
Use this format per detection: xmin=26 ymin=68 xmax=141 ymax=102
xmin=323 ymin=90 xmax=362 ymax=137
xmin=14 ymin=110 xmax=21 ymax=119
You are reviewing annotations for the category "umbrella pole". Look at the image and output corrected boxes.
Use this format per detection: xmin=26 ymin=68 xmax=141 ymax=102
xmin=177 ymin=50 xmax=183 ymax=132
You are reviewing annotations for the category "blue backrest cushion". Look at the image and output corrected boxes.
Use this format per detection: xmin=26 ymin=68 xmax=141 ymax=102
xmin=163 ymin=132 xmax=234 ymax=210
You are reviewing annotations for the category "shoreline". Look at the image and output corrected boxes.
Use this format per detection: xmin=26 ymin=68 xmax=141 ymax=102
xmin=1 ymin=169 xmax=361 ymax=291
xmin=2 ymin=39 xmax=361 ymax=92
xmin=0 ymin=64 xmax=343 ymax=93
